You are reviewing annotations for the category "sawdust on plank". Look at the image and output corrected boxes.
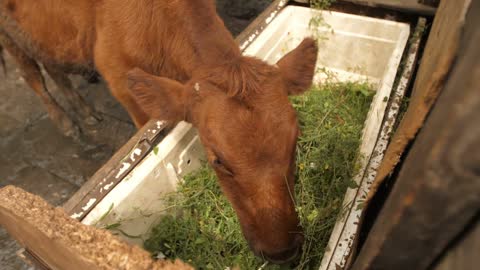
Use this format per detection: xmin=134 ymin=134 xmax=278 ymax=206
xmin=0 ymin=185 xmax=193 ymax=270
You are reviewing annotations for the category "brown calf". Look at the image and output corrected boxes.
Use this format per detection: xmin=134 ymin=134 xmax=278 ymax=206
xmin=0 ymin=0 xmax=318 ymax=263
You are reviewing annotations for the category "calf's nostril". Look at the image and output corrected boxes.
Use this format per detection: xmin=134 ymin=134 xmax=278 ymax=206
xmin=263 ymin=243 xmax=302 ymax=264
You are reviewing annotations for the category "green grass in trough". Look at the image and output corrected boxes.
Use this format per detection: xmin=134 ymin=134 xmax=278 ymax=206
xmin=144 ymin=81 xmax=374 ymax=269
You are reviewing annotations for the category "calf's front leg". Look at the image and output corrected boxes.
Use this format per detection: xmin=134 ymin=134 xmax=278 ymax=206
xmin=94 ymin=57 xmax=149 ymax=128
xmin=44 ymin=66 xmax=102 ymax=126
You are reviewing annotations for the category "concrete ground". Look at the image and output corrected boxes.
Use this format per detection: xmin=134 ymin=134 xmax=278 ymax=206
xmin=0 ymin=1 xmax=270 ymax=269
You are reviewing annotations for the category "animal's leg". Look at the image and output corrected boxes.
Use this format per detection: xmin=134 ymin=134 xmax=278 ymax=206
xmin=82 ymin=70 xmax=100 ymax=84
xmin=0 ymin=33 xmax=80 ymax=138
xmin=0 ymin=44 xmax=6 ymax=75
xmin=44 ymin=66 xmax=102 ymax=126
xmin=103 ymin=70 xmax=149 ymax=128
xmin=94 ymin=61 xmax=149 ymax=128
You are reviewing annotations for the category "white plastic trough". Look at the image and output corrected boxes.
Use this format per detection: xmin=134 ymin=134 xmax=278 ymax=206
xmin=81 ymin=6 xmax=409 ymax=270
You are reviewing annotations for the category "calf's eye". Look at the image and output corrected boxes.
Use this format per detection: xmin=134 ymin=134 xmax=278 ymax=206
xmin=211 ymin=157 xmax=234 ymax=177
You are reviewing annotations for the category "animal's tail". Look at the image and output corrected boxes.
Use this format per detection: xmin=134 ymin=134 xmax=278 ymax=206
xmin=0 ymin=44 xmax=6 ymax=76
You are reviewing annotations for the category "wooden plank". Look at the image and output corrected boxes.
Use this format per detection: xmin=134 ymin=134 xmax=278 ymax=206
xmin=0 ymin=186 xmax=193 ymax=270
xmin=433 ymin=219 xmax=480 ymax=270
xmin=351 ymin=1 xmax=480 ymax=268
xmin=338 ymin=0 xmax=436 ymax=15
xmin=366 ymin=0 xmax=472 ymax=202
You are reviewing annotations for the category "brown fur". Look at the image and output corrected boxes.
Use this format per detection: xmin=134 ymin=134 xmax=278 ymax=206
xmin=0 ymin=0 xmax=318 ymax=263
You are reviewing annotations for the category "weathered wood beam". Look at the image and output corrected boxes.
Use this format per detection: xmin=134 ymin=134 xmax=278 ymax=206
xmin=0 ymin=186 xmax=192 ymax=270
xmin=367 ymin=0 xmax=472 ymax=202
xmin=433 ymin=218 xmax=480 ymax=270
xmin=351 ymin=1 xmax=480 ymax=268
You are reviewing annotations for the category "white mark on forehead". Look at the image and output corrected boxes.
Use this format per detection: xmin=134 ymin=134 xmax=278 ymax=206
xmin=194 ymin=82 xmax=200 ymax=92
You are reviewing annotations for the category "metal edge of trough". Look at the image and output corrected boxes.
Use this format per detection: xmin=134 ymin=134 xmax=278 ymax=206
xmin=236 ymin=0 xmax=289 ymax=51
xmin=67 ymin=121 xmax=169 ymax=221
xmin=324 ymin=18 xmax=427 ymax=270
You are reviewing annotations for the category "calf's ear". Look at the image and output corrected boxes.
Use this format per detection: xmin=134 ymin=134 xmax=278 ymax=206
xmin=127 ymin=68 xmax=194 ymax=123
xmin=276 ymin=38 xmax=318 ymax=95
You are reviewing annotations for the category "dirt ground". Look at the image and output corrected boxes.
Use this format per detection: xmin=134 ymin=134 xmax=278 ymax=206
xmin=0 ymin=1 xmax=270 ymax=269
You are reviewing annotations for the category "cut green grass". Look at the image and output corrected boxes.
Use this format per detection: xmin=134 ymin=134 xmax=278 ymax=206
xmin=144 ymin=81 xmax=374 ymax=269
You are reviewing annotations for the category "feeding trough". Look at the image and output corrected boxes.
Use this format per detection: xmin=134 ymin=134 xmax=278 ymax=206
xmin=63 ymin=3 xmax=410 ymax=270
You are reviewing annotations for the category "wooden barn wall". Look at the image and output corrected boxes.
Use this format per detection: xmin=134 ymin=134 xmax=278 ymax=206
xmin=351 ymin=0 xmax=480 ymax=269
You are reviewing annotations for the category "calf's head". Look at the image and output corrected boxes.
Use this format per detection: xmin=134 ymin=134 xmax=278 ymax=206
xmin=127 ymin=38 xmax=318 ymax=263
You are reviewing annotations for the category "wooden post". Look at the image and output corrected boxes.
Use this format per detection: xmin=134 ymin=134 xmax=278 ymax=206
xmin=351 ymin=0 xmax=480 ymax=269
xmin=433 ymin=219 xmax=480 ymax=270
